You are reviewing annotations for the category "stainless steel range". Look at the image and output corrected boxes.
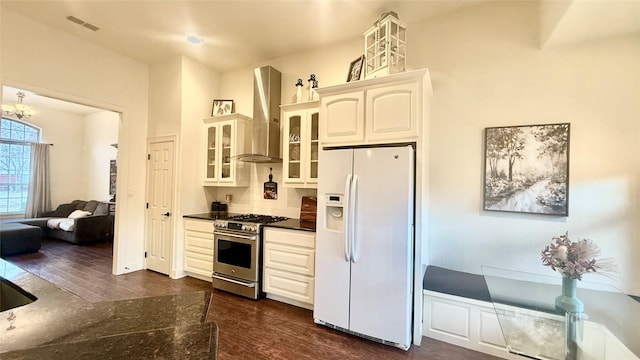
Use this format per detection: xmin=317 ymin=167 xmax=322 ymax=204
xmin=212 ymin=214 xmax=287 ymax=299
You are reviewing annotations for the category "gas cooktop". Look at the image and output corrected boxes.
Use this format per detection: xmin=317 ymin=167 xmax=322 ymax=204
xmin=213 ymin=214 xmax=289 ymax=234
xmin=226 ymin=214 xmax=288 ymax=224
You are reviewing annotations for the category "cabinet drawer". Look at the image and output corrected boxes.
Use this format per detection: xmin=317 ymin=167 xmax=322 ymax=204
xmin=263 ymin=268 xmax=314 ymax=305
xmin=184 ymin=251 xmax=213 ymax=277
xmin=184 ymin=230 xmax=214 ymax=255
xmin=264 ymin=243 xmax=315 ymax=276
xmin=184 ymin=219 xmax=214 ymax=233
xmin=263 ymin=228 xmax=315 ymax=249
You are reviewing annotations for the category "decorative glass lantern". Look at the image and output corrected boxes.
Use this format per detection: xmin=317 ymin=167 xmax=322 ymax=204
xmin=363 ymin=11 xmax=407 ymax=79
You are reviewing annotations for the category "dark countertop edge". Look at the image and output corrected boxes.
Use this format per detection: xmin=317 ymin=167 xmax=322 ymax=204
xmin=183 ymin=212 xmax=229 ymax=220
xmin=263 ymin=219 xmax=316 ymax=232
xmin=183 ymin=213 xmax=316 ymax=232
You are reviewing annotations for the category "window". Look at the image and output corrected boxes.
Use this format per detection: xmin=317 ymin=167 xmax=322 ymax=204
xmin=0 ymin=118 xmax=39 ymax=214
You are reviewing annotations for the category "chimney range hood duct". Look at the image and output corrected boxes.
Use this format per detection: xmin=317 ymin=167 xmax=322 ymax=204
xmin=236 ymin=66 xmax=282 ymax=163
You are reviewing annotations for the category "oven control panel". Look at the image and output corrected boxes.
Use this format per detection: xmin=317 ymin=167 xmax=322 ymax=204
xmin=214 ymin=220 xmax=259 ymax=234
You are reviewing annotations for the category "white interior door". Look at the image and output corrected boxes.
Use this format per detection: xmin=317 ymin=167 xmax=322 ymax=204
xmin=145 ymin=139 xmax=175 ymax=275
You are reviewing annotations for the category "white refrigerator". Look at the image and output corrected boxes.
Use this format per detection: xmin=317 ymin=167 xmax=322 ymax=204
xmin=313 ymin=145 xmax=414 ymax=350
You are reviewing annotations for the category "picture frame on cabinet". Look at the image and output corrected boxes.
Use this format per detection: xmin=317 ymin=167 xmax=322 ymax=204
xmin=346 ymin=55 xmax=365 ymax=82
xmin=211 ymin=99 xmax=234 ymax=116
xmin=483 ymin=123 xmax=570 ymax=216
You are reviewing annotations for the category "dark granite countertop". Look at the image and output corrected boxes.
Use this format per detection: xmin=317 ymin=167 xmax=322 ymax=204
xmin=0 ymin=259 xmax=217 ymax=359
xmin=183 ymin=213 xmax=316 ymax=232
xmin=182 ymin=212 xmax=230 ymax=221
xmin=263 ymin=218 xmax=316 ymax=232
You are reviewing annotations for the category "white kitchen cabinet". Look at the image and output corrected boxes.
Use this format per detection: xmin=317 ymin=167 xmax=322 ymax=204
xmin=183 ymin=219 xmax=214 ymax=281
xmin=203 ymin=114 xmax=251 ymax=187
xmin=281 ymin=101 xmax=319 ymax=188
xmin=319 ymin=91 xmax=365 ymax=145
xmin=318 ymin=69 xmax=431 ymax=147
xmin=262 ymin=227 xmax=316 ymax=309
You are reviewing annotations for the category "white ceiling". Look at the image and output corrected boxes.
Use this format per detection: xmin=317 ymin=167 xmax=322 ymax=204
xmin=0 ymin=0 xmax=480 ymax=72
xmin=2 ymin=0 xmax=639 ymax=114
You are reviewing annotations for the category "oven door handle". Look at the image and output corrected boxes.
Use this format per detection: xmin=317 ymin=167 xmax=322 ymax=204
xmin=212 ymin=274 xmax=256 ymax=288
xmin=213 ymin=230 xmax=258 ymax=240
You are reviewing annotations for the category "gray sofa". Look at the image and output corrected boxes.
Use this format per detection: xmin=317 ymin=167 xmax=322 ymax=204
xmin=1 ymin=200 xmax=110 ymax=245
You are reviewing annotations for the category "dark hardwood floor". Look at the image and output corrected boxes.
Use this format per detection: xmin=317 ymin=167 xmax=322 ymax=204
xmin=5 ymin=238 xmax=211 ymax=302
xmin=5 ymin=238 xmax=502 ymax=360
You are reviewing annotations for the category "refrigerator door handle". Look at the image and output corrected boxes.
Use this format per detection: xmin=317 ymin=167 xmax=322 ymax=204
xmin=343 ymin=174 xmax=352 ymax=262
xmin=350 ymin=175 xmax=359 ymax=263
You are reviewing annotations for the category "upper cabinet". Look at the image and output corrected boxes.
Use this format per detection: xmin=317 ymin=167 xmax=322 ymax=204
xmin=318 ymin=69 xmax=431 ymax=147
xmin=203 ymin=114 xmax=251 ymax=187
xmin=281 ymin=101 xmax=319 ymax=188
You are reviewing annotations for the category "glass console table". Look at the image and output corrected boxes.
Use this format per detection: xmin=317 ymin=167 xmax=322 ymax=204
xmin=482 ymin=267 xmax=639 ymax=360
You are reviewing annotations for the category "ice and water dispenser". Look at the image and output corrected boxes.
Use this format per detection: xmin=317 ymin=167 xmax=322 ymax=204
xmin=324 ymin=194 xmax=344 ymax=230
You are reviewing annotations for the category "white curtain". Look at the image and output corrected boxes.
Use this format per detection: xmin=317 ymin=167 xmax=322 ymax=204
xmin=25 ymin=143 xmax=51 ymax=218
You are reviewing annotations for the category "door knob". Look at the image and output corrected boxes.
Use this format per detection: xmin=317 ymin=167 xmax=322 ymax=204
xmin=161 ymin=212 xmax=171 ymax=217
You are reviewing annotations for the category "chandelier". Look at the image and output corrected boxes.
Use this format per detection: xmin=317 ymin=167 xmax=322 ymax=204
xmin=2 ymin=92 xmax=35 ymax=119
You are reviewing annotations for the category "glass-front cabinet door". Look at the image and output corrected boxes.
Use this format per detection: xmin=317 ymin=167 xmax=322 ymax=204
xmin=285 ymin=113 xmax=302 ymax=183
xmin=220 ymin=123 xmax=233 ymax=181
xmin=206 ymin=125 xmax=218 ymax=181
xmin=281 ymin=101 xmax=319 ymax=188
xmin=203 ymin=114 xmax=251 ymax=187
xmin=307 ymin=111 xmax=319 ymax=184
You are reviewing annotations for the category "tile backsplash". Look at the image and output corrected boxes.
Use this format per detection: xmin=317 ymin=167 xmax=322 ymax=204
xmin=206 ymin=163 xmax=316 ymax=218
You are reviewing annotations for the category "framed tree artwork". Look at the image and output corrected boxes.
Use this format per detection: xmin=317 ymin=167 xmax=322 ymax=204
xmin=483 ymin=123 xmax=570 ymax=216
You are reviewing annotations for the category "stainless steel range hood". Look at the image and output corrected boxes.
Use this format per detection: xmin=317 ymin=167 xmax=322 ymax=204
xmin=236 ymin=66 xmax=282 ymax=163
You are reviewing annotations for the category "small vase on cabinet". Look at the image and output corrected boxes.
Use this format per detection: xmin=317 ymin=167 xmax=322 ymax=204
xmin=555 ymin=276 xmax=584 ymax=313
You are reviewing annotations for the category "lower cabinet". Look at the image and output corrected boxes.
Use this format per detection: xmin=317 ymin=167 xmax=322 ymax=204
xmin=262 ymin=227 xmax=315 ymax=310
xmin=183 ymin=219 xmax=214 ymax=281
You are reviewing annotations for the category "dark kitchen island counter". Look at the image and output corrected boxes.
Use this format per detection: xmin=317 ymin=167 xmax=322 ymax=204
xmin=0 ymin=258 xmax=217 ymax=359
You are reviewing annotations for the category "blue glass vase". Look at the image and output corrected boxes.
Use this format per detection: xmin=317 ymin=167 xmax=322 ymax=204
xmin=555 ymin=276 xmax=584 ymax=313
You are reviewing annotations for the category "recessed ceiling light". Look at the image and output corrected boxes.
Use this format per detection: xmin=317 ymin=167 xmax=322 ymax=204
xmin=186 ymin=35 xmax=203 ymax=45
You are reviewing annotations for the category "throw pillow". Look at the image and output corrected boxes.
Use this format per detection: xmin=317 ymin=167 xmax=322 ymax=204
xmin=68 ymin=210 xmax=92 ymax=219
xmin=58 ymin=220 xmax=75 ymax=232
xmin=47 ymin=218 xmax=65 ymax=229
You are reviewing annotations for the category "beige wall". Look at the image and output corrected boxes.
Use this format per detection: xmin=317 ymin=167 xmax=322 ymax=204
xmin=25 ymin=108 xmax=85 ymax=207
xmin=24 ymin=107 xmax=118 ymax=206
xmin=1 ymin=2 xmax=637 ymax=294
xmin=1 ymin=8 xmax=149 ymax=274
xmin=415 ymin=2 xmax=639 ymax=294
xmin=217 ymin=2 xmax=639 ymax=294
xmin=83 ymin=111 xmax=118 ymax=201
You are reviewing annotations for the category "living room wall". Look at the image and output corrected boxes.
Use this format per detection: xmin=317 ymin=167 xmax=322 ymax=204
xmin=216 ymin=1 xmax=639 ymax=294
xmin=1 ymin=7 xmax=149 ymax=274
xmin=25 ymin=107 xmax=85 ymax=207
xmin=82 ymin=111 xmax=118 ymax=202
xmin=10 ymin=104 xmax=118 ymax=208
